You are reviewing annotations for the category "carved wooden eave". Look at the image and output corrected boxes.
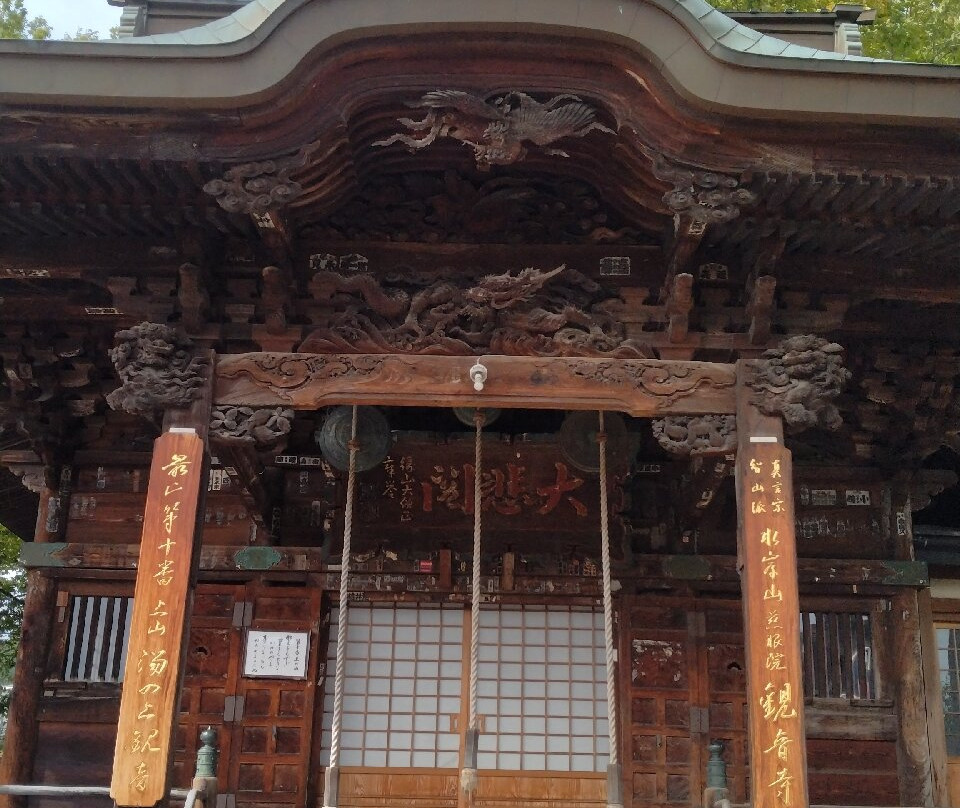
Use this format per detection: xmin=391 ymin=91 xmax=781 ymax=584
xmin=0 ymin=1 xmax=959 ymax=203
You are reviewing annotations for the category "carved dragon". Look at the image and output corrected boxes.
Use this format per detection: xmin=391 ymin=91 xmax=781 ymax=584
xmin=106 ymin=323 xmax=208 ymax=416
xmin=374 ymin=90 xmax=615 ymax=169
xmin=301 ymin=265 xmax=652 ymax=359
xmin=652 ymin=415 xmax=737 ymax=455
xmin=748 ymin=335 xmax=851 ymax=431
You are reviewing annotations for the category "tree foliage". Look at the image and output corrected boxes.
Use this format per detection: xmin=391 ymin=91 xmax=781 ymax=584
xmin=0 ymin=0 xmax=49 ymax=40
xmin=0 ymin=524 xmax=23 ymax=719
xmin=709 ymin=0 xmax=960 ymax=64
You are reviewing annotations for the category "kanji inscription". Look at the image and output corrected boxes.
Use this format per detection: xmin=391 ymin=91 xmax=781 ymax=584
xmin=352 ymin=439 xmax=625 ymax=552
xmin=737 ymin=441 xmax=809 ymax=808
xmin=111 ymin=431 xmax=204 ymax=807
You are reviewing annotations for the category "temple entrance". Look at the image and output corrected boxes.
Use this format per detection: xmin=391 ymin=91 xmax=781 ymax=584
xmin=319 ymin=603 xmax=609 ymax=808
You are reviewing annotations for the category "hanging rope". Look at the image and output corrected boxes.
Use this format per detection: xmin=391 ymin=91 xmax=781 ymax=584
xmin=328 ymin=405 xmax=359 ymax=776
xmin=598 ymin=411 xmax=619 ymax=771
xmin=469 ymin=408 xmax=484 ymax=732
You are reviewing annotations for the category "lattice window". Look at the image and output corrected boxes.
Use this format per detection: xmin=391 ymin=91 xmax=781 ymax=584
xmin=937 ymin=626 xmax=960 ymax=755
xmin=476 ymin=606 xmax=609 ymax=772
xmin=63 ymin=595 xmax=133 ymax=682
xmin=800 ymin=609 xmax=876 ymax=700
xmin=319 ymin=604 xmax=463 ymax=768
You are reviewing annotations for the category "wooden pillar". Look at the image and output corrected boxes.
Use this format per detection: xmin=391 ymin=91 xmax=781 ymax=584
xmin=734 ymin=364 xmax=809 ymax=808
xmin=0 ymin=463 xmax=67 ymax=808
xmin=889 ymin=480 xmax=947 ymax=807
xmin=111 ymin=350 xmax=213 ymax=807
xmin=0 ymin=571 xmax=56 ymax=808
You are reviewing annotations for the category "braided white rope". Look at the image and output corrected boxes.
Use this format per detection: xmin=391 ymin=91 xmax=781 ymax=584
xmin=328 ymin=405 xmax=359 ymax=773
xmin=598 ymin=411 xmax=619 ymax=768
xmin=469 ymin=409 xmax=483 ymax=731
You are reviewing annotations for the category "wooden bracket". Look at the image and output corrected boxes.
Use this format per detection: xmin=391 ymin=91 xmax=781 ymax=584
xmin=746 ymin=275 xmax=777 ymax=345
xmin=212 ymin=441 xmax=274 ymax=531
xmin=178 ymin=263 xmax=211 ymax=333
xmin=660 ymin=215 xmax=705 ymax=301
xmin=677 ymin=452 xmax=734 ymax=532
xmin=665 ymin=273 xmax=694 ymax=344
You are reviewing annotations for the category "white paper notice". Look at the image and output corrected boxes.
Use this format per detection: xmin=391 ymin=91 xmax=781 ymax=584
xmin=243 ymin=630 xmax=309 ymax=679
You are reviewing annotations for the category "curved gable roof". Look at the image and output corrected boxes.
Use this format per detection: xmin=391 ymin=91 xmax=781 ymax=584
xmin=0 ymin=0 xmax=958 ymax=125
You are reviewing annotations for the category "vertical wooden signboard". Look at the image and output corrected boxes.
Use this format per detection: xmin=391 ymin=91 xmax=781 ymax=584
xmin=736 ymin=436 xmax=809 ymax=808
xmin=111 ymin=430 xmax=205 ymax=807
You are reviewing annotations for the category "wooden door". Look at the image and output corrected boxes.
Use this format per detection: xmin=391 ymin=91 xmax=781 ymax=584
xmin=174 ymin=584 xmax=246 ymax=794
xmin=229 ymin=585 xmax=323 ymax=808
xmin=621 ymin=597 xmax=702 ymax=808
xmin=934 ymin=623 xmax=960 ymax=806
xmin=323 ymin=603 xmax=609 ymax=808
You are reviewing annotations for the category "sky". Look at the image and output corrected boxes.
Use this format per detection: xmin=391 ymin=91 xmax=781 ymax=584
xmin=25 ymin=0 xmax=121 ymax=38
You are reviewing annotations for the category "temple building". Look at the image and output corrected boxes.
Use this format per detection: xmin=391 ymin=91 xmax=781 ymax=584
xmin=1 ymin=1 xmax=960 ymax=807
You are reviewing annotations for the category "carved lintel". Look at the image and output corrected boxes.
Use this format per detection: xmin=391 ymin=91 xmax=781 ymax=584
xmin=646 ymin=150 xmax=756 ymax=224
xmin=746 ymin=335 xmax=851 ymax=432
xmin=210 ymin=406 xmax=294 ymax=452
xmin=652 ymin=415 xmax=737 ymax=456
xmin=216 ymin=353 xmax=737 ymax=415
xmin=374 ymin=90 xmax=615 ymax=170
xmin=300 ymin=265 xmax=652 ymax=358
xmin=106 ymin=322 xmax=209 ymax=416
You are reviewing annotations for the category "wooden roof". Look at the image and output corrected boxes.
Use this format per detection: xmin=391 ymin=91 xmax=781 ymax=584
xmin=0 ymin=0 xmax=956 ymax=522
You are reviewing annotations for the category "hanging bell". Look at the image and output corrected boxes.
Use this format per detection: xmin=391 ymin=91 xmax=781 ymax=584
xmin=453 ymin=407 xmax=502 ymax=428
xmin=558 ymin=411 xmax=630 ymax=473
xmin=315 ymin=406 xmax=392 ymax=472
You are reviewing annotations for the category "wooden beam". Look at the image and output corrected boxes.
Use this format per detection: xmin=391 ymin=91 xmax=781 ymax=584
xmin=215 ymin=353 xmax=737 ymax=415
xmin=18 ymin=543 xmax=930 ymax=590
xmin=735 ymin=363 xmax=810 ymax=808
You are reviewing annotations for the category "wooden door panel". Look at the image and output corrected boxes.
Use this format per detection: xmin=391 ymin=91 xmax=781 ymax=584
xmin=231 ymin=585 xmax=323 ymax=808
xmin=475 ymin=772 xmax=606 ymax=807
xmin=174 ymin=584 xmax=245 ymax=792
xmin=337 ymin=769 xmax=458 ymax=807
xmin=623 ymin=599 xmax=698 ymax=808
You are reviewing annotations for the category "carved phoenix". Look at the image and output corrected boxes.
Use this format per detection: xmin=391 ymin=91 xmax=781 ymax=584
xmin=374 ymin=90 xmax=615 ymax=169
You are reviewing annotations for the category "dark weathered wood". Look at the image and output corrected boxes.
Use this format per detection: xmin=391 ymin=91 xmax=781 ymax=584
xmin=215 ymin=353 xmax=737 ymax=415
xmin=735 ymin=363 xmax=809 ymax=808
xmin=890 ymin=589 xmax=936 ymax=807
xmin=0 ymin=572 xmax=57 ymax=808
xmin=918 ymin=587 xmax=949 ymax=807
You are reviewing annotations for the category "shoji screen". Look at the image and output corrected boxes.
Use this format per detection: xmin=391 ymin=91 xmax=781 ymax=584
xmin=319 ymin=605 xmax=463 ymax=768
xmin=475 ymin=606 xmax=609 ymax=772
